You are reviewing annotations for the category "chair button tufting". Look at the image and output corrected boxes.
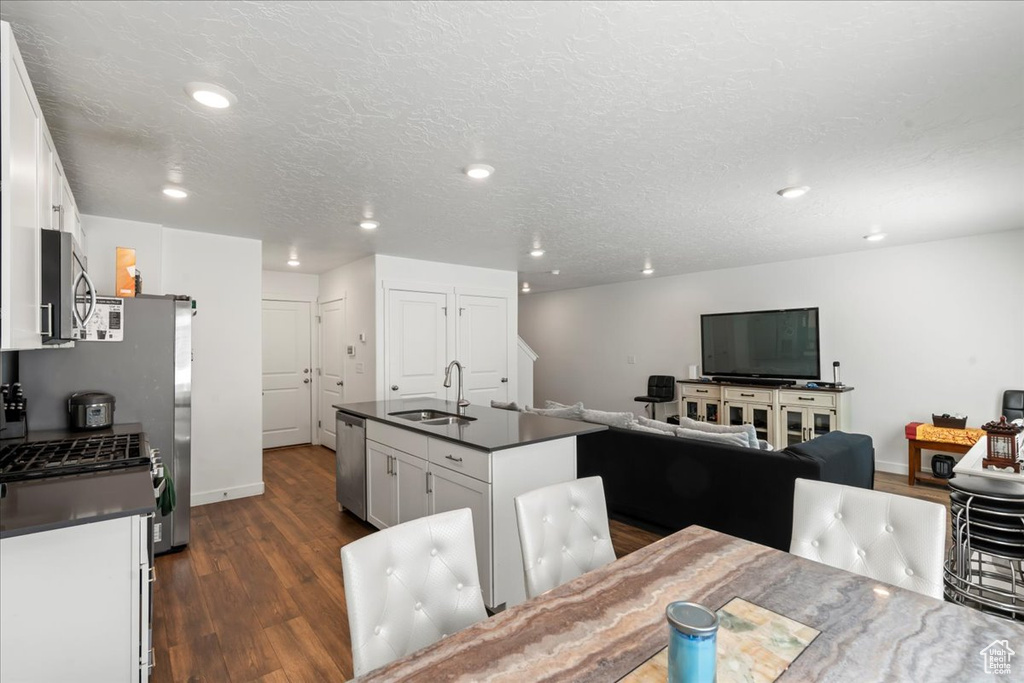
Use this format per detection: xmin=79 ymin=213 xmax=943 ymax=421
xmin=905 ymin=568 xmax=914 ymax=576
xmin=857 ymin=549 xmax=866 ymax=558
xmin=542 ymin=516 xmax=549 ymax=523
xmin=442 ymin=633 xmax=448 ymax=638
xmin=811 ymin=540 xmax=819 ymax=547
xmin=593 ymin=535 xmax=599 ymax=541
xmin=456 ymin=583 xmax=463 ymax=591
xmin=570 ymin=506 xmax=576 ymax=512
xmin=430 ymin=548 xmax=437 ymax=557
xmin=834 ymin=512 xmax=843 ymax=520
xmin=885 ymin=525 xmax=894 ymax=533
xmin=374 ymin=626 xmax=382 ymax=635
xmin=385 ymin=567 xmax=392 ymax=576
xmin=562 ymin=545 xmax=567 ymax=552
xmin=538 ymin=558 xmax=544 ymax=564
xmin=415 ymin=602 xmax=422 ymax=611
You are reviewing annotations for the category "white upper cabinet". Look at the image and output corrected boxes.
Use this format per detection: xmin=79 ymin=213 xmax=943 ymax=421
xmin=1 ymin=20 xmax=80 ymax=351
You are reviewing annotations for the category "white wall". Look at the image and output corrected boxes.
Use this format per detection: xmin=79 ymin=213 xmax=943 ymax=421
xmin=82 ymin=215 xmax=163 ymax=296
xmin=80 ymin=213 xmax=264 ymax=504
xmin=319 ymin=255 xmax=376 ymax=402
xmin=163 ymin=228 xmax=263 ymax=504
xmin=262 ymin=270 xmax=318 ymax=302
xmin=519 ymin=231 xmax=1024 ymax=473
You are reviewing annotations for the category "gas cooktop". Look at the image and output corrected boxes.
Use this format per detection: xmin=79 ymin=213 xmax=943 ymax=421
xmin=0 ymin=433 xmax=149 ymax=483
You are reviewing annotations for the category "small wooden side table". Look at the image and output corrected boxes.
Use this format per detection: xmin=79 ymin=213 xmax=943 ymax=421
xmin=905 ymin=422 xmax=985 ymax=487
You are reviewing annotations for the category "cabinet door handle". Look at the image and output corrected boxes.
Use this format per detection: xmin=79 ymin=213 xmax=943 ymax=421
xmin=696 ymin=389 xmax=708 ymax=394
xmin=386 ymin=455 xmax=392 ymax=475
xmin=303 ymin=378 xmax=310 ymax=384
xmin=337 ymin=381 xmax=344 ymax=386
xmin=40 ymin=303 xmax=53 ymax=337
xmin=500 ymin=377 xmax=508 ymax=383
xmin=426 ymin=471 xmax=430 ymax=494
xmin=740 ymin=393 xmax=755 ymax=398
xmin=798 ymin=396 xmax=814 ymax=401
xmin=445 ymin=454 xmax=463 ymax=463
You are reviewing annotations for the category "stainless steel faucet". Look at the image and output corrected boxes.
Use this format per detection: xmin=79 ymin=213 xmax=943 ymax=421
xmin=443 ymin=360 xmax=470 ymax=415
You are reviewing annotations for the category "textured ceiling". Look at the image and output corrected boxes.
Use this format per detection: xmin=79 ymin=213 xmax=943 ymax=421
xmin=2 ymin=1 xmax=1022 ymax=292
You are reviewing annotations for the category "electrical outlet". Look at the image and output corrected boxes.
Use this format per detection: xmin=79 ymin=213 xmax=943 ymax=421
xmin=153 ymin=523 xmax=162 ymax=543
xmin=627 ymin=355 xmax=636 ymax=364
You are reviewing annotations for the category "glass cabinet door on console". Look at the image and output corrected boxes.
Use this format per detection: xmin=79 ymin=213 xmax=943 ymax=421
xmin=783 ymin=407 xmax=837 ymax=446
xmin=724 ymin=402 xmax=774 ymax=444
xmin=704 ymin=401 xmax=719 ymax=424
xmin=684 ymin=398 xmax=720 ymax=423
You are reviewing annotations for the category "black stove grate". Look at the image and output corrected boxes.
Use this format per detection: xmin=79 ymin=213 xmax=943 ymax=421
xmin=0 ymin=433 xmax=149 ymax=483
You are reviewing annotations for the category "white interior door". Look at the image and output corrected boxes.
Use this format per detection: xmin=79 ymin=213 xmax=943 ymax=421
xmin=457 ymin=294 xmax=509 ymax=405
xmin=320 ymin=299 xmax=345 ymax=448
xmin=261 ymin=300 xmax=312 ymax=448
xmin=387 ymin=289 xmax=448 ymax=399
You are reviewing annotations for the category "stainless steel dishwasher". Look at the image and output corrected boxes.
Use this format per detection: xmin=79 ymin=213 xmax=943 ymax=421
xmin=335 ymin=411 xmax=367 ymax=520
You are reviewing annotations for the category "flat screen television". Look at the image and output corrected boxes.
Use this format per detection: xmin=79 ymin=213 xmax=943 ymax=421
xmin=700 ymin=307 xmax=820 ymax=380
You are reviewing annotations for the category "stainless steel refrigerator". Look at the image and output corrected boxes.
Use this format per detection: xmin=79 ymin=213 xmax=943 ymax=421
xmin=20 ymin=294 xmax=192 ymax=554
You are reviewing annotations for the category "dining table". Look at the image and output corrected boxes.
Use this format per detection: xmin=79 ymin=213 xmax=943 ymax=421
xmin=354 ymin=525 xmax=1024 ymax=682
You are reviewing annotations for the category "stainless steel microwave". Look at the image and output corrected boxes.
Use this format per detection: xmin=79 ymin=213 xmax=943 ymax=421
xmin=40 ymin=230 xmax=96 ymax=344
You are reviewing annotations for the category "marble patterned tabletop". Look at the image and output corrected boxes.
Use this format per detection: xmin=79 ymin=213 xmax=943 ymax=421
xmin=355 ymin=526 xmax=1024 ymax=682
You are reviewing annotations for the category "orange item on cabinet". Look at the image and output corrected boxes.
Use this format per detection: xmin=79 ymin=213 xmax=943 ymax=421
xmin=116 ymin=247 xmax=137 ymax=297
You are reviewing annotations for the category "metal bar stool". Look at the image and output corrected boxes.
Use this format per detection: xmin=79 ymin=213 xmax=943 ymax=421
xmin=944 ymin=477 xmax=1024 ymax=622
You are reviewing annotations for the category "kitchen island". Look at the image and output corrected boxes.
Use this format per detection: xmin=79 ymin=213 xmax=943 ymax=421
xmin=334 ymin=398 xmax=606 ymax=610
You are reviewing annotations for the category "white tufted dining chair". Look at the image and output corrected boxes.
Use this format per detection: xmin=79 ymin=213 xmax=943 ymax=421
xmin=514 ymin=476 xmax=617 ymax=599
xmin=340 ymin=508 xmax=488 ymax=677
xmin=790 ymin=478 xmax=947 ymax=599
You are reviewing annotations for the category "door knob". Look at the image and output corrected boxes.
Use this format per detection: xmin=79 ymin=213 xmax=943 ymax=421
xmin=303 ymin=378 xmax=311 ymax=384
xmin=391 ymin=385 xmax=399 ymax=391
xmin=303 ymin=368 xmax=310 ymax=373
xmin=500 ymin=377 xmax=508 ymax=383
xmin=336 ymin=381 xmax=344 ymax=386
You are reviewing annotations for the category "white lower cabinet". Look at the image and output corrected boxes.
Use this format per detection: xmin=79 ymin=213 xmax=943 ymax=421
xmin=0 ymin=515 xmax=152 ymax=682
xmin=363 ymin=423 xmax=577 ymax=610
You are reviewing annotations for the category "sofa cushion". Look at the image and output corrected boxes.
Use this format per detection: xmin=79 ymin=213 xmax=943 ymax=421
xmin=677 ymin=415 xmax=758 ymax=449
xmin=490 ymin=400 xmax=521 ymax=411
xmin=637 ymin=416 xmax=680 ymax=434
xmin=626 ymin=420 xmax=670 ymax=435
xmin=544 ymin=400 xmax=571 ymax=409
xmin=675 ymin=427 xmax=751 ymax=449
xmin=580 ymin=408 xmax=635 ymax=429
xmin=527 ymin=402 xmax=585 ymax=420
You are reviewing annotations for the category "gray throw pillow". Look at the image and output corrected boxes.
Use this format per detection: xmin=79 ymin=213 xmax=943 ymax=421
xmin=627 ymin=420 xmax=672 ymax=435
xmin=490 ymin=400 xmax=521 ymax=412
xmin=527 ymin=402 xmax=585 ymax=420
xmin=676 ymin=415 xmax=758 ymax=449
xmin=637 ymin=416 xmax=679 ymax=434
xmin=675 ymin=427 xmax=751 ymax=449
xmin=758 ymin=439 xmax=775 ymax=450
xmin=580 ymin=408 xmax=635 ymax=429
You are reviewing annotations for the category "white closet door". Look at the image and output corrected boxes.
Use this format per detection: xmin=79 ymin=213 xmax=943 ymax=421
xmin=261 ymin=300 xmax=312 ymax=448
xmin=457 ymin=294 xmax=509 ymax=404
xmin=386 ymin=289 xmax=448 ymax=399
xmin=320 ymin=298 xmax=346 ymax=447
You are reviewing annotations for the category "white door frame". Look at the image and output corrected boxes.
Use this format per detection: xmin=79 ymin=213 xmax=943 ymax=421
xmin=319 ymin=297 xmax=346 ymax=447
xmin=262 ymin=297 xmax=319 ymax=447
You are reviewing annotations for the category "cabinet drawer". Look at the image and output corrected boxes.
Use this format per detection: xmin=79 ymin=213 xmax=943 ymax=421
xmin=428 ymin=438 xmax=491 ymax=483
xmin=722 ymin=387 xmax=773 ymax=404
xmin=681 ymin=384 xmax=721 ymax=399
xmin=367 ymin=420 xmax=428 ymax=459
xmin=779 ymin=391 xmax=837 ymax=408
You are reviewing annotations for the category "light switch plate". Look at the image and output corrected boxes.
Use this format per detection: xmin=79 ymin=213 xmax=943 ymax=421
xmin=627 ymin=355 xmax=636 ymax=364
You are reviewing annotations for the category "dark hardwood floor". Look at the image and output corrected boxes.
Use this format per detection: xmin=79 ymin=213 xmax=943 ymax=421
xmin=152 ymin=445 xmax=946 ymax=682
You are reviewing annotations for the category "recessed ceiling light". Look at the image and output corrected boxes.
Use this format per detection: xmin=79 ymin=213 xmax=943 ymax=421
xmin=464 ymin=164 xmax=494 ymax=180
xmin=287 ymin=259 xmax=300 ymax=267
xmin=530 ymin=249 xmax=545 ymax=257
xmin=521 ymin=283 xmax=530 ymax=292
xmin=162 ymin=187 xmax=188 ymax=199
xmin=359 ymin=220 xmax=380 ymax=230
xmin=550 ymin=270 xmax=560 ymax=275
xmin=642 ymin=267 xmax=654 ymax=275
xmin=864 ymin=233 xmax=887 ymax=242
xmin=777 ymin=186 xmax=810 ymax=199
xmin=184 ymin=82 xmax=237 ymax=109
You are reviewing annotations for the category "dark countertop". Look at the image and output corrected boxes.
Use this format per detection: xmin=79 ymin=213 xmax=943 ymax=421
xmin=0 ymin=423 xmax=156 ymax=539
xmin=333 ymin=398 xmax=606 ymax=451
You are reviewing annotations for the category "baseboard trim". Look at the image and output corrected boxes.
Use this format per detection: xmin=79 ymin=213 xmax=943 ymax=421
xmin=191 ymin=481 xmax=265 ymax=507
xmin=875 ymin=461 xmax=909 ymax=476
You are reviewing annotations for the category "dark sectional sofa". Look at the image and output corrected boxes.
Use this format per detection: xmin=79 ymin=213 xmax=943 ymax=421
xmin=576 ymin=427 xmax=875 ymax=551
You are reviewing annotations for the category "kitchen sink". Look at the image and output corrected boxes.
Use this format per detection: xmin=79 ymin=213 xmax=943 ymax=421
xmin=389 ymin=410 xmax=477 ymax=426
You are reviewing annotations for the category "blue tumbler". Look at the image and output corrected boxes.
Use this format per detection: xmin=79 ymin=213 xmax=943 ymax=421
xmin=666 ymin=601 xmax=719 ymax=683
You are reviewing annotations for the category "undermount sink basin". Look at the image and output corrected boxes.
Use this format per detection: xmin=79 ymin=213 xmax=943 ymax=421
xmin=389 ymin=409 xmax=477 ymax=427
